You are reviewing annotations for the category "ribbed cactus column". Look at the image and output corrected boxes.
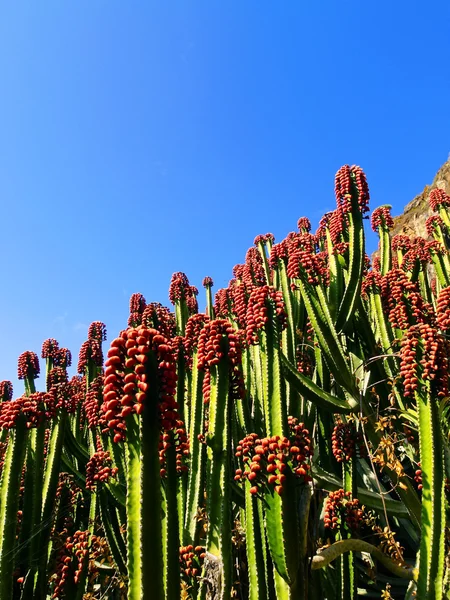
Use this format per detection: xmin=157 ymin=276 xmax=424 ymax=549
xmin=197 ymin=319 xmax=242 ymax=600
xmin=102 ymin=325 xmax=183 ymax=600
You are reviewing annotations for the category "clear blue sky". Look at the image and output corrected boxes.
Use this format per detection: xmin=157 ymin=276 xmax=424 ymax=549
xmin=1 ymin=2 xmax=450 ymax=393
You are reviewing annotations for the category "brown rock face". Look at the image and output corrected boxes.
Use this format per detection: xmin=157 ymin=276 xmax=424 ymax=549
xmin=390 ymin=159 xmax=450 ymax=239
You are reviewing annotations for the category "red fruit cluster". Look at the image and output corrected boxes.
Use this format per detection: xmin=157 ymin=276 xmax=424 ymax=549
xmin=287 ymin=242 xmax=328 ymax=286
xmin=52 ymin=530 xmax=90 ymax=598
xmin=85 ymin=450 xmax=118 ymax=490
xmin=437 ymin=286 xmax=450 ymax=332
xmin=183 ymin=314 xmax=210 ymax=366
xmin=429 ymin=188 xmax=450 ymax=212
xmin=17 ymin=351 xmax=40 ymax=381
xmin=246 ymin=286 xmax=286 ymax=345
xmin=158 ymin=424 xmax=189 ymax=477
xmin=202 ymin=276 xmax=214 ymax=288
xmin=0 ymin=392 xmax=53 ymax=429
xmin=234 ymin=419 xmax=312 ymax=496
xmin=381 ymin=269 xmax=434 ymax=330
xmin=403 ymin=424 xmax=417 ymax=446
xmin=245 ymin=247 xmax=267 ymax=286
xmin=77 ymin=339 xmax=103 ymax=375
xmin=179 ymin=544 xmax=205 ymax=579
xmin=331 ymin=420 xmax=366 ymax=463
xmin=41 ymin=340 xmax=72 ymax=369
xmin=141 ymin=303 xmax=176 ymax=339
xmin=101 ymin=327 xmax=179 ymax=443
xmin=426 ymin=214 xmax=446 ymax=237
xmin=401 ymin=238 xmax=431 ymax=273
xmin=228 ymin=280 xmax=249 ymax=329
xmin=88 ymin=321 xmax=107 ymax=342
xmin=297 ymin=217 xmax=311 ymax=233
xmin=335 ymin=165 xmax=370 ymax=215
xmin=213 ymin=288 xmax=231 ymax=319
xmin=361 ymin=270 xmax=383 ymax=297
xmin=0 ymin=380 xmax=13 ymax=401
xmin=269 ymin=240 xmax=289 ymax=269
xmin=128 ymin=293 xmax=146 ymax=327
xmin=391 ymin=235 xmax=412 ymax=253
xmin=324 ymin=489 xmax=363 ymax=531
xmin=414 ymin=464 xmax=423 ymax=491
xmin=371 ymin=206 xmax=394 ymax=232
xmin=169 ymin=272 xmax=199 ymax=314
xmin=254 ymin=233 xmax=275 ymax=247
xmin=197 ymin=319 xmax=242 ymax=369
xmin=41 ymin=339 xmax=60 ymax=359
xmin=47 ymin=367 xmax=69 ymax=390
xmin=84 ymin=376 xmax=103 ymax=428
xmin=400 ymin=323 xmax=449 ymax=398
xmin=197 ymin=319 xmax=245 ymax=402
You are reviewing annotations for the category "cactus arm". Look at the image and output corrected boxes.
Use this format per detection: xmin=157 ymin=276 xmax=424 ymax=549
xmin=204 ymin=359 xmax=232 ymax=599
xmin=125 ymin=414 xmax=143 ymax=600
xmin=261 ymin=315 xmax=288 ymax=436
xmin=281 ymin=353 xmax=355 ymax=413
xmin=185 ymin=354 xmax=206 ymax=544
xmin=325 ymin=228 xmax=343 ymax=322
xmin=244 ymin=479 xmax=269 ymax=600
xmin=0 ymin=420 xmax=28 ymax=600
xmin=162 ymin=440 xmax=180 ymax=600
xmin=335 ymin=200 xmax=365 ymax=333
xmin=416 ymin=384 xmax=446 ymax=600
xmin=99 ymin=486 xmax=127 ymax=576
xmin=297 ymin=279 xmax=358 ymax=397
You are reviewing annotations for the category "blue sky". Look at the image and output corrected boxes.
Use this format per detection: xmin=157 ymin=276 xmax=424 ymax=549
xmin=1 ymin=2 xmax=450 ymax=392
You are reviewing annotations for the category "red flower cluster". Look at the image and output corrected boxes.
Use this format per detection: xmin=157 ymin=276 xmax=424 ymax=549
xmin=169 ymin=272 xmax=199 ymax=314
xmin=183 ymin=314 xmax=210 ymax=365
xmin=399 ymin=323 xmax=449 ymax=398
xmin=101 ymin=327 xmax=179 ymax=442
xmin=245 ymin=247 xmax=267 ymax=286
xmin=286 ymin=235 xmax=328 ymax=286
xmin=77 ymin=339 xmax=103 ymax=375
xmin=41 ymin=339 xmax=60 ymax=359
xmin=202 ymin=276 xmax=214 ymax=288
xmin=17 ymin=351 xmax=40 ymax=380
xmin=381 ymin=269 xmax=434 ymax=330
xmin=361 ymin=270 xmax=383 ymax=297
xmin=324 ymin=489 xmax=363 ymax=531
xmin=179 ymin=545 xmax=205 ymax=580
xmin=88 ymin=321 xmax=107 ymax=342
xmin=197 ymin=319 xmax=242 ymax=369
xmin=429 ymin=188 xmax=450 ymax=212
xmin=234 ymin=419 xmax=312 ymax=496
xmin=0 ymin=392 xmax=54 ymax=429
xmin=84 ymin=376 xmax=104 ymax=428
xmin=437 ymin=286 xmax=450 ymax=332
xmin=41 ymin=340 xmax=72 ymax=369
xmin=297 ymin=217 xmax=311 ymax=233
xmin=47 ymin=367 xmax=69 ymax=390
xmin=0 ymin=380 xmax=13 ymax=401
xmin=254 ymin=233 xmax=275 ymax=246
xmin=52 ymin=530 xmax=90 ymax=597
xmin=141 ymin=303 xmax=176 ymax=339
xmin=159 ymin=425 xmax=189 ymax=477
xmin=426 ymin=214 xmax=446 ymax=237
xmin=335 ymin=165 xmax=370 ymax=215
xmin=371 ymin=206 xmax=394 ymax=232
xmin=246 ymin=286 xmax=286 ymax=345
xmin=85 ymin=450 xmax=118 ymax=490
xmin=331 ymin=420 xmax=367 ymax=463
xmin=128 ymin=293 xmax=147 ymax=327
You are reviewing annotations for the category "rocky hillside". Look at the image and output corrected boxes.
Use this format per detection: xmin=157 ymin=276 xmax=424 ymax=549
xmin=390 ymin=158 xmax=450 ymax=239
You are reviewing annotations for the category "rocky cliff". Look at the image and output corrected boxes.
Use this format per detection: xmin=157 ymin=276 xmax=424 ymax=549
xmin=389 ymin=158 xmax=450 ymax=239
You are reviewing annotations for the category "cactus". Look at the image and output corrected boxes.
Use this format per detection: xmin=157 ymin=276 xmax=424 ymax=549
xmin=1 ymin=165 xmax=450 ymax=599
